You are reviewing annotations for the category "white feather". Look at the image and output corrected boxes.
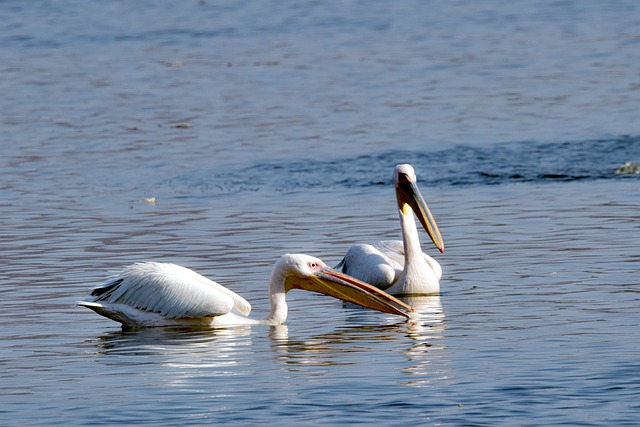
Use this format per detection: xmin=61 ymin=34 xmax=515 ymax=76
xmin=337 ymin=164 xmax=443 ymax=295
xmin=80 ymin=262 xmax=251 ymax=325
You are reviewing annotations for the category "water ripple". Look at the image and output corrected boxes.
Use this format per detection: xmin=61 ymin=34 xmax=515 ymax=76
xmin=170 ymin=135 xmax=640 ymax=193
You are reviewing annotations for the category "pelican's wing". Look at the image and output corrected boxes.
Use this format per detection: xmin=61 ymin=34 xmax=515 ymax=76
xmin=372 ymin=240 xmax=406 ymax=267
xmin=374 ymin=240 xmax=442 ymax=280
xmin=335 ymin=244 xmax=402 ymax=290
xmin=89 ymin=262 xmax=251 ymax=319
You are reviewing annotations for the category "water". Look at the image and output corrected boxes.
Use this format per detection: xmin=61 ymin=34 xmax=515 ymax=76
xmin=1 ymin=1 xmax=639 ymax=425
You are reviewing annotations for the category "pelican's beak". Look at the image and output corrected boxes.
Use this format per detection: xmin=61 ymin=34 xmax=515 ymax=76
xmin=286 ymin=268 xmax=413 ymax=318
xmin=396 ymin=178 xmax=445 ymax=254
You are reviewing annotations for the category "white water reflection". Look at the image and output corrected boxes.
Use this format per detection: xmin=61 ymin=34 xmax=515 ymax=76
xmin=265 ymin=296 xmax=450 ymax=389
xmin=84 ymin=326 xmax=257 ymax=402
xmin=400 ymin=296 xmax=451 ymax=387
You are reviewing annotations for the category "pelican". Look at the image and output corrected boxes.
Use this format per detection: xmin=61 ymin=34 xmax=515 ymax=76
xmin=337 ymin=164 xmax=444 ymax=295
xmin=77 ymin=254 xmax=413 ymax=329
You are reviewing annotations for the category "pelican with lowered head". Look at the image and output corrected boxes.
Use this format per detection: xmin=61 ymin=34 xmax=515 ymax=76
xmin=78 ymin=253 xmax=413 ymax=329
xmin=337 ymin=164 xmax=444 ymax=295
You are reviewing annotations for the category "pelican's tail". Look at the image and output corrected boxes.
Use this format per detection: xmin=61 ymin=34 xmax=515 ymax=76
xmin=77 ymin=301 xmax=215 ymax=329
xmin=77 ymin=301 xmax=137 ymax=328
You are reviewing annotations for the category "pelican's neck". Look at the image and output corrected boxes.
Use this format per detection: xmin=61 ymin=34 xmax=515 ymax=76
xmin=399 ymin=207 xmax=425 ymax=267
xmin=266 ymin=267 xmax=288 ymax=325
xmin=396 ymin=207 xmax=440 ymax=294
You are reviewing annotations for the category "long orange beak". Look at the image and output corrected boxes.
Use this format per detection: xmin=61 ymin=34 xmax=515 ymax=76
xmin=286 ymin=267 xmax=413 ymax=318
xmin=396 ymin=179 xmax=445 ymax=254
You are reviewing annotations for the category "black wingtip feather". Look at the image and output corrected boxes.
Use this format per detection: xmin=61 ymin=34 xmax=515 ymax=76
xmin=91 ymin=278 xmax=123 ymax=298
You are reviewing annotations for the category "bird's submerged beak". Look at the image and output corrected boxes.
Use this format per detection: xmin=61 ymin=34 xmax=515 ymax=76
xmin=397 ymin=180 xmax=445 ymax=254
xmin=288 ymin=268 xmax=414 ymax=318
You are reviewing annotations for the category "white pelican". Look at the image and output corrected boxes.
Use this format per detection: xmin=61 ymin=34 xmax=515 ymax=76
xmin=337 ymin=164 xmax=444 ymax=295
xmin=78 ymin=254 xmax=413 ymax=329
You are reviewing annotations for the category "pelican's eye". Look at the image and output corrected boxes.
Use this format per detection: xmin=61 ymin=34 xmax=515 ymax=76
xmin=308 ymin=262 xmax=317 ymax=269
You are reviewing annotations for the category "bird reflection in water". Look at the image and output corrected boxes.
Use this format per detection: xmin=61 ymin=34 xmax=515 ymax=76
xmin=83 ymin=297 xmax=447 ymax=389
xmin=86 ymin=325 xmax=255 ymax=387
xmin=401 ymin=296 xmax=451 ymax=387
xmin=268 ymin=295 xmax=449 ymax=385
xmin=89 ymin=325 xmax=253 ymax=356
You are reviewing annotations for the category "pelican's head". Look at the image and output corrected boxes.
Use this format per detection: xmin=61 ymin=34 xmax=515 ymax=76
xmin=275 ymin=254 xmax=412 ymax=318
xmin=393 ymin=164 xmax=444 ymax=253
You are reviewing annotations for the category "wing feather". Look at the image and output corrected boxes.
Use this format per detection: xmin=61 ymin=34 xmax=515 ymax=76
xmin=372 ymin=240 xmax=406 ymax=267
xmin=373 ymin=240 xmax=442 ymax=280
xmin=91 ymin=262 xmax=251 ymax=319
xmin=336 ymin=244 xmax=400 ymax=289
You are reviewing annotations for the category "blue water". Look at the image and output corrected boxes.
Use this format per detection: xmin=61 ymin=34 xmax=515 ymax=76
xmin=1 ymin=1 xmax=639 ymax=426
xmin=172 ymin=136 xmax=640 ymax=193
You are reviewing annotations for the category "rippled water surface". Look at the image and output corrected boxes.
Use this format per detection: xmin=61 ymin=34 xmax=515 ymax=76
xmin=1 ymin=1 xmax=639 ymax=426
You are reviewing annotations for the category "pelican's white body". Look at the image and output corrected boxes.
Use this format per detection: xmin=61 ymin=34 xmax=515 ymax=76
xmin=79 ymin=262 xmax=263 ymax=328
xmin=338 ymin=164 xmax=443 ymax=295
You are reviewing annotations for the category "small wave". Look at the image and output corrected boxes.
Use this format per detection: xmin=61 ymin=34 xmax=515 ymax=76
xmin=170 ymin=135 xmax=640 ymax=193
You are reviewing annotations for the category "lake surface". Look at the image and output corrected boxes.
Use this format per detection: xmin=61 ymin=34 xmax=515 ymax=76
xmin=1 ymin=1 xmax=639 ymax=425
